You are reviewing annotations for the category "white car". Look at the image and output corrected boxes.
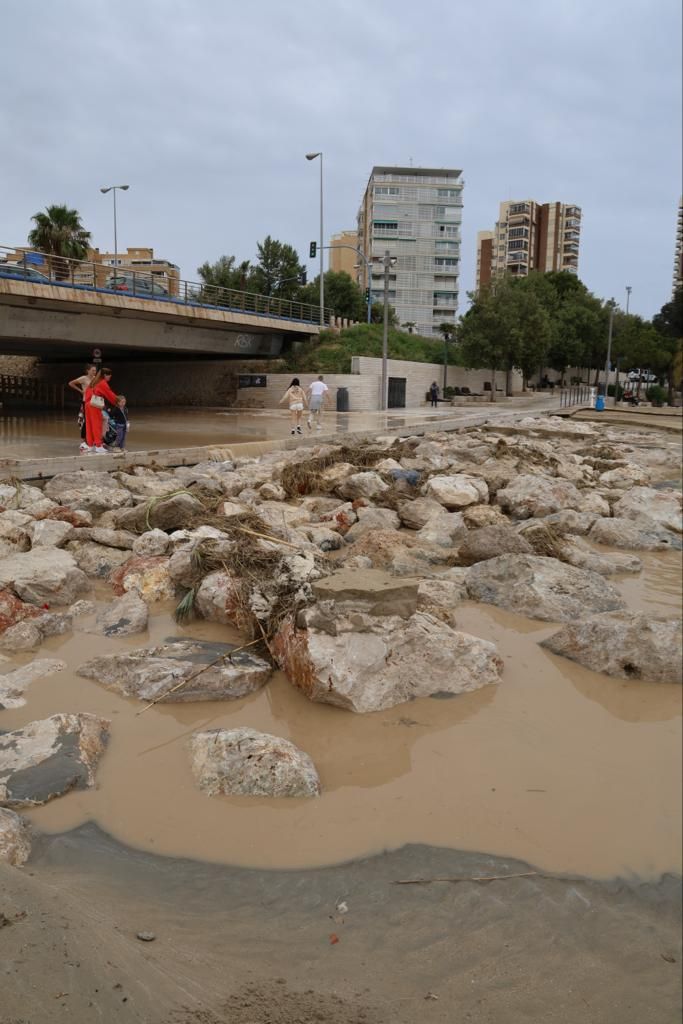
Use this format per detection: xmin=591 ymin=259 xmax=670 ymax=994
xmin=627 ymin=369 xmax=657 ymax=383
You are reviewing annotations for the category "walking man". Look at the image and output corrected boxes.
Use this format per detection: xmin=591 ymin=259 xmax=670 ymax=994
xmin=306 ymin=375 xmax=329 ymax=431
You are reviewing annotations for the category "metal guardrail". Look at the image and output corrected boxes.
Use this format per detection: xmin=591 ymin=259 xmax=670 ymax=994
xmin=0 ymin=245 xmax=330 ymax=327
xmin=559 ymin=385 xmax=591 ymax=409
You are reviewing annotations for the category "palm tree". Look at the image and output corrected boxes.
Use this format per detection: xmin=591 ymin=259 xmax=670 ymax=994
xmin=28 ymin=205 xmax=91 ymax=279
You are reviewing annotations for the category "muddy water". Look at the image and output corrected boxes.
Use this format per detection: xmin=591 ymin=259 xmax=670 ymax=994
xmin=2 ymin=549 xmax=681 ymax=881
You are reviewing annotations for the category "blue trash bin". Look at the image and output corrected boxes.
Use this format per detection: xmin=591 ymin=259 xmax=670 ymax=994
xmin=595 ymin=394 xmax=605 ymax=412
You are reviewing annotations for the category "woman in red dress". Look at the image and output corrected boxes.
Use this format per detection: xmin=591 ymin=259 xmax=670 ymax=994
xmin=84 ymin=368 xmax=118 ymax=453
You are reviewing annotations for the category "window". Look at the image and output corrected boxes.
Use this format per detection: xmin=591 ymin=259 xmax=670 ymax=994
xmin=435 ymin=241 xmax=458 ymax=250
xmin=508 ymin=227 xmax=528 ymax=239
xmin=434 ymin=257 xmax=458 ymax=268
xmin=435 ymin=206 xmax=459 ymax=218
xmin=509 ymin=203 xmax=529 ymax=215
xmin=374 ymin=186 xmax=399 ymax=196
xmin=437 ymin=188 xmax=460 ymax=198
xmin=374 ymin=221 xmax=398 ymax=231
xmin=508 ymin=239 xmax=528 ymax=251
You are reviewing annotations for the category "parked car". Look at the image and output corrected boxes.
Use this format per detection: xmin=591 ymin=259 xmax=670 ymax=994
xmin=0 ymin=262 xmax=50 ymax=283
xmin=627 ymin=368 xmax=657 ymax=383
xmin=105 ymin=272 xmax=168 ymax=297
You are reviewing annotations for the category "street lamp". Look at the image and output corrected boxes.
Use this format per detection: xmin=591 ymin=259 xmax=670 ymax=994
xmin=380 ymin=251 xmax=397 ymax=411
xmin=603 ymin=298 xmax=616 ymax=398
xmin=442 ymin=330 xmax=452 ymax=392
xmin=625 ymin=285 xmax=632 ymax=315
xmin=99 ymin=185 xmax=129 ymax=275
xmin=305 ymin=153 xmax=324 ymax=327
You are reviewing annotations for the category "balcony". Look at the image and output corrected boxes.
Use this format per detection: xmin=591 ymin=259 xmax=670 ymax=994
xmin=565 ymin=206 xmax=581 ymax=218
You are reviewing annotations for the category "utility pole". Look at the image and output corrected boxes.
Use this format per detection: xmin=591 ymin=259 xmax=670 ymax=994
xmin=381 ymin=249 xmax=390 ymax=411
xmin=625 ymin=285 xmax=632 ymax=315
xmin=442 ymin=331 xmax=451 ymax=392
xmin=603 ymin=300 xmax=616 ymax=396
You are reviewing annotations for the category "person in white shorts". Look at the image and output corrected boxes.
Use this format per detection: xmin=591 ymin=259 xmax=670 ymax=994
xmin=278 ymin=377 xmax=308 ymax=434
xmin=306 ymin=375 xmax=329 ymax=430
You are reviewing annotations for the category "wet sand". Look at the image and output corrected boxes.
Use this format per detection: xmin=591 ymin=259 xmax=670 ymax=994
xmin=3 ymin=548 xmax=680 ymax=881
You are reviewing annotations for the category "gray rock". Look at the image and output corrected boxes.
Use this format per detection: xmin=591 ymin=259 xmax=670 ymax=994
xmin=396 ymin=497 xmax=446 ymax=530
xmin=78 ymin=639 xmax=271 ymax=702
xmin=462 ymin=505 xmax=510 ymax=529
xmin=0 ymin=807 xmax=32 ymax=866
xmin=0 ymin=482 xmax=45 ymax=510
xmin=272 ymin=609 xmax=502 ymax=713
xmin=541 ymin=510 xmax=600 ymax=537
xmin=66 ymin=540 xmax=131 ymax=578
xmin=27 ymin=519 xmax=74 ymax=548
xmin=44 ymin=471 xmax=132 ymax=514
xmin=415 ymin=511 xmax=468 ymax=548
xmin=113 ymin=492 xmax=203 ymax=533
xmin=81 ymin=527 xmax=137 ymax=550
xmin=0 ymin=548 xmax=89 ymax=606
xmin=458 ymin=524 xmax=534 ymax=566
xmin=344 ymin=507 xmax=400 ymax=540
xmin=190 ymin=727 xmax=320 ymax=798
xmin=561 ymin=537 xmax=642 ymax=576
xmin=416 ymin=578 xmax=468 ymax=627
xmin=0 ymin=620 xmax=43 ymax=653
xmin=541 ymin=612 xmax=682 ymax=683
xmin=297 ymin=525 xmax=345 ymax=551
xmin=311 ymin=569 xmax=419 ymax=619
xmin=466 ymin=554 xmax=626 ymax=622
xmin=0 ymin=520 xmax=31 ymax=560
xmin=0 ymin=713 xmax=109 ymax=808
xmin=87 ymin=591 xmax=149 ymax=637
xmin=132 ymin=529 xmax=171 ymax=557
xmin=0 ymin=658 xmax=66 ymax=709
xmin=589 ymin=516 xmax=681 ymax=551
xmin=337 ymin=471 xmax=389 ymax=501
xmin=612 ymin=487 xmax=682 ymax=534
xmin=495 ymin=474 xmax=583 ymax=519
xmin=69 ymin=599 xmax=97 ymax=619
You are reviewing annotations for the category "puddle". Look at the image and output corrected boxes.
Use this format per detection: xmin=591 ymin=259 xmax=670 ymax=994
xmin=1 ymin=547 xmax=680 ymax=881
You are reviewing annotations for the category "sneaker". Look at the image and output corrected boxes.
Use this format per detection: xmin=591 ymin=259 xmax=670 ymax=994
xmin=79 ymin=443 xmax=92 ymax=454
xmin=291 ymin=429 xmax=296 ymax=435
xmin=94 ymin=446 xmax=108 ymax=454
xmin=296 ymin=426 xmax=302 ymax=434
xmin=306 ymin=419 xmax=312 ymax=430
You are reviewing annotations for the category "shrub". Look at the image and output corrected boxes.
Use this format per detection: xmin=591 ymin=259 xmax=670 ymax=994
xmin=646 ymin=385 xmax=667 ymax=406
xmin=607 ymin=384 xmax=625 ymax=399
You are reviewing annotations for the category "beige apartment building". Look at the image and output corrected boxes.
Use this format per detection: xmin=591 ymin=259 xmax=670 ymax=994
xmin=673 ymin=197 xmax=683 ymax=294
xmin=329 ymin=231 xmax=359 ymax=276
xmin=357 ymin=165 xmax=463 ymax=336
xmin=476 ymin=200 xmax=582 ymax=289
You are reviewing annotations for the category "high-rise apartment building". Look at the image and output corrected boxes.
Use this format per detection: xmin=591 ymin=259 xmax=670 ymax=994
xmin=673 ymin=197 xmax=683 ymax=294
xmin=476 ymin=199 xmax=582 ymax=290
xmin=357 ymin=165 xmax=463 ymax=336
xmin=329 ymin=231 xmax=358 ymax=276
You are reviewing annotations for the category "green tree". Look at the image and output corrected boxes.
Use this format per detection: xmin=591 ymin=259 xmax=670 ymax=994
xmin=299 ymin=271 xmax=365 ymax=321
xmin=197 ymin=255 xmax=253 ymax=299
xmin=28 ymin=204 xmax=91 ymax=279
xmin=652 ymin=286 xmax=683 ymax=402
xmin=251 ymin=236 xmax=304 ymax=298
xmin=370 ymin=301 xmax=398 ymax=327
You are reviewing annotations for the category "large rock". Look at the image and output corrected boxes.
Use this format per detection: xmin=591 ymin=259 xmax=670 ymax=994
xmin=0 ymin=590 xmax=41 ymax=633
xmin=598 ymin=463 xmax=651 ymax=488
xmin=66 ymin=540 xmax=131 ymax=579
xmin=0 ymin=713 xmax=109 ymax=808
xmin=457 ymin=524 xmax=534 ymax=566
xmin=78 ymin=527 xmax=137 ymax=550
xmin=612 ymin=487 xmax=682 ymax=534
xmin=0 ymin=620 xmax=43 ymax=653
xmin=132 ymin=529 xmax=172 ymax=557
xmin=415 ymin=511 xmax=468 ymax=548
xmin=396 ymin=497 xmax=445 ymax=530
xmin=541 ymin=612 xmax=682 ymax=683
xmin=0 ymin=482 xmax=45 ymax=510
xmin=541 ymin=510 xmax=600 ymax=537
xmin=561 ymin=537 xmax=642 ymax=576
xmin=194 ymin=569 xmax=251 ymax=631
xmin=113 ymin=492 xmax=203 ymax=533
xmin=495 ymin=474 xmax=583 ymax=519
xmin=78 ymin=639 xmax=271 ymax=702
xmin=272 ymin=608 xmax=503 ymax=713
xmin=0 ymin=658 xmax=66 ymax=709
xmin=416 ymin=577 xmax=468 ymax=627
xmin=0 ymin=520 xmax=31 ymax=560
xmin=109 ymin=556 xmax=176 ymax=603
xmin=337 ymin=471 xmax=388 ymax=501
xmin=87 ymin=591 xmax=149 ymax=637
xmin=340 ymin=529 xmax=452 ymax=575
xmin=424 ymin=474 xmax=489 ymax=510
xmin=466 ymin=554 xmax=626 ymax=622
xmin=27 ymin=519 xmax=73 ymax=548
xmin=589 ymin=516 xmax=680 ymax=552
xmin=344 ymin=507 xmax=400 ymax=540
xmin=189 ymin=727 xmax=320 ymax=798
xmin=311 ymin=569 xmax=419 ymax=618
xmin=0 ymin=548 xmax=89 ymax=606
xmin=44 ymin=471 xmax=132 ymax=514
xmin=462 ymin=505 xmax=509 ymax=529
xmin=0 ymin=807 xmax=32 ymax=866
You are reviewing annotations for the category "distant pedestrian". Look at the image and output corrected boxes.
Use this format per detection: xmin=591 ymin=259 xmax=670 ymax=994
xmin=84 ymin=368 xmax=118 ymax=454
xmin=278 ymin=377 xmax=308 ymax=435
xmin=306 ymin=375 xmax=329 ymax=431
xmin=429 ymin=381 xmax=440 ymax=407
xmin=68 ymin=364 xmax=96 ymax=452
xmin=110 ymin=395 xmax=130 ymax=451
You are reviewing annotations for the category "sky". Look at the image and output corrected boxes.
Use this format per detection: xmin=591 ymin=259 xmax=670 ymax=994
xmin=1 ymin=0 xmax=681 ymax=319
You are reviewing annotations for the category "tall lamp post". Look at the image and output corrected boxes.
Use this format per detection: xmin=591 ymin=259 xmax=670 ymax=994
xmin=603 ymin=299 xmax=616 ymax=398
xmin=99 ymin=185 xmax=129 ymax=275
xmin=442 ymin=330 xmax=452 ymax=392
xmin=305 ymin=153 xmax=324 ymax=327
xmin=625 ymin=285 xmax=632 ymax=315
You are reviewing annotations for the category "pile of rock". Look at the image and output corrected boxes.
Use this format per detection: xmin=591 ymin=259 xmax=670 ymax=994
xmin=1 ymin=418 xmax=681 ymax=858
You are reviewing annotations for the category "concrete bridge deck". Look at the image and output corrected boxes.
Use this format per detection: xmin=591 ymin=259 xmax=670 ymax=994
xmin=0 ymin=278 xmax=320 ymax=359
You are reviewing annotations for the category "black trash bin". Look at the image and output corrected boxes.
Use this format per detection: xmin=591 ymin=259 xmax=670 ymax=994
xmin=336 ymin=386 xmax=349 ymax=412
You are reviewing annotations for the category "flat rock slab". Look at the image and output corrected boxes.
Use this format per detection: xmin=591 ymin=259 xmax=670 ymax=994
xmin=77 ymin=639 xmax=272 ymax=703
xmin=0 ymin=659 xmax=66 ymax=709
xmin=0 ymin=713 xmax=110 ymax=808
xmin=541 ymin=612 xmax=683 ymax=683
xmin=273 ymin=609 xmax=503 ymax=713
xmin=457 ymin=524 xmax=534 ymax=566
xmin=189 ymin=727 xmax=320 ymax=798
xmin=44 ymin=471 xmax=132 ymax=514
xmin=311 ymin=569 xmax=420 ymax=618
xmin=0 ymin=548 xmax=89 ymax=606
xmin=0 ymin=807 xmax=32 ymax=865
xmin=589 ymin=517 xmax=681 ymax=552
xmin=466 ymin=554 xmax=626 ymax=622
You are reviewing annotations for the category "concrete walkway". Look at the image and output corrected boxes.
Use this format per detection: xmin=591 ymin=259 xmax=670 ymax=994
xmin=1 ymin=394 xmax=564 ymax=480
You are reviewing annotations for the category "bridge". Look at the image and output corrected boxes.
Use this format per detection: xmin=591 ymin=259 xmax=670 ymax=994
xmin=0 ymin=247 xmax=327 ymax=361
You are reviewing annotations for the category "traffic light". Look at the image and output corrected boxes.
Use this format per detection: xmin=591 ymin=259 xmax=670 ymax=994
xmin=309 ymin=241 xmax=317 ymax=259
xmin=364 ymin=288 xmax=369 ymax=302
xmin=300 ymin=269 xmax=307 ymax=285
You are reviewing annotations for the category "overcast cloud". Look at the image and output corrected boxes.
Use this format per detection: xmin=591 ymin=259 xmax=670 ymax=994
xmin=1 ymin=0 xmax=680 ymax=318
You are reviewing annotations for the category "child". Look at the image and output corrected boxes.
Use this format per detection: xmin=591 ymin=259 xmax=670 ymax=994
xmin=110 ymin=395 xmax=130 ymax=450
xmin=278 ymin=378 xmax=308 ymax=434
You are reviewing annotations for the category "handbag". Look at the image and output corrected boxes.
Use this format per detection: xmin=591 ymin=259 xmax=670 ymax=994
xmin=89 ymin=394 xmax=105 ymax=409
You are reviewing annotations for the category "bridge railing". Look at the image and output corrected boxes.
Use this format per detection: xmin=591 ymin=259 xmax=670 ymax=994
xmin=0 ymin=245 xmax=330 ymax=327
